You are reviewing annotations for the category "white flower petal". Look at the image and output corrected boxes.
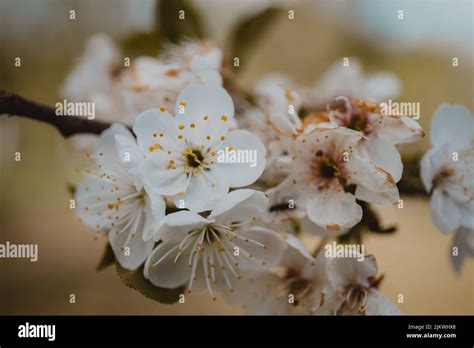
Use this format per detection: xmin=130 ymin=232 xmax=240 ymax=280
xmin=218 ymin=129 xmax=267 ymax=187
xmin=109 ymin=224 xmax=154 ymax=271
xmin=172 ymin=168 xmax=229 ymax=212
xmin=364 ymin=72 xmax=401 ymax=101
xmin=141 ymin=155 xmax=188 ymax=196
xmin=144 ymin=242 xmax=190 ymax=288
xmin=133 ymin=108 xmax=185 ymax=154
xmin=420 ymin=147 xmax=446 ymax=192
xmin=430 ymin=104 xmax=474 ymax=150
xmin=379 ymin=116 xmax=424 ymax=144
xmin=95 ymin=123 xmax=132 ymax=165
xmin=362 ymin=135 xmax=403 ymax=182
xmin=306 ymin=186 xmax=362 ymax=231
xmin=226 ymin=271 xmax=288 ymax=315
xmin=209 ymin=189 xmax=268 ymax=223
xmin=153 ymin=210 xmax=209 ymax=242
xmin=233 ymin=226 xmax=286 ymax=271
xmin=347 ymin=155 xmax=398 ymax=199
xmin=75 ymin=175 xmax=118 ymax=233
xmin=355 ymin=185 xmax=399 ymax=205
xmin=327 ymin=255 xmax=378 ymax=289
xmin=364 ymin=289 xmax=402 ymax=315
xmin=281 ymin=235 xmax=318 ymax=279
xmin=429 ymin=188 xmax=462 ymax=234
xmin=115 ymin=134 xmax=145 ymax=191
xmin=451 ymin=227 xmax=474 ymax=274
xmin=174 ymin=84 xmax=234 ymax=125
xmin=147 ymin=194 xmax=166 ymax=227
xmin=300 ymin=217 xmax=348 ymax=237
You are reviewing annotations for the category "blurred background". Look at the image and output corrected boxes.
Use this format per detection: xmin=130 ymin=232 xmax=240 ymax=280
xmin=0 ymin=0 xmax=473 ymax=314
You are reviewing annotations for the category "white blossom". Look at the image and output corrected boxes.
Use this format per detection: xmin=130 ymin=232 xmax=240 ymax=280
xmin=327 ymin=97 xmax=424 ymax=186
xmin=271 ymin=126 xmax=399 ymax=232
xmin=75 ymin=124 xmax=165 ymax=270
xmin=226 ymin=235 xmax=327 ymax=315
xmin=129 ymin=84 xmax=266 ymax=212
xmin=143 ymin=189 xmax=287 ymax=298
xmin=318 ymin=255 xmax=401 ymax=315
xmin=420 ymin=104 xmax=474 ymax=273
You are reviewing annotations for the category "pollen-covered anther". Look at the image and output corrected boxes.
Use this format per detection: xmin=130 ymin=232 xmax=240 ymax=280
xmin=178 ymin=124 xmax=185 ymax=130
xmin=221 ymin=115 xmax=228 ymax=121
xmin=148 ymin=143 xmax=160 ymax=152
xmin=159 ymin=106 xmax=167 ymax=112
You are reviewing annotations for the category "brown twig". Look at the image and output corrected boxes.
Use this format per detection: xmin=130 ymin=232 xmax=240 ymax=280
xmin=0 ymin=90 xmax=121 ymax=137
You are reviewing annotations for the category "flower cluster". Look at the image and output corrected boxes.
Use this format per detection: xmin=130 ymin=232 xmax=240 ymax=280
xmin=70 ymin=36 xmax=473 ymax=315
xmin=62 ymin=35 xmax=225 ymax=148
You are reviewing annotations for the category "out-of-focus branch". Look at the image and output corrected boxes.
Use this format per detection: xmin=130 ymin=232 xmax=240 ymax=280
xmin=0 ymin=90 xmax=120 ymax=137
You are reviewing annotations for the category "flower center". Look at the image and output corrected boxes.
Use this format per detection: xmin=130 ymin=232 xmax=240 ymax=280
xmin=185 ymin=148 xmax=204 ymax=168
xmin=320 ymin=158 xmax=338 ymax=179
xmin=337 ymin=285 xmax=369 ymax=315
xmin=347 ymin=113 xmax=368 ymax=132
xmin=433 ymin=168 xmax=454 ymax=188
xmin=285 ymin=269 xmax=313 ymax=306
xmin=314 ymin=151 xmax=339 ymax=180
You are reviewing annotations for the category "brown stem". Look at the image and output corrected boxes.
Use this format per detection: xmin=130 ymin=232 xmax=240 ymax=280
xmin=0 ymin=90 xmax=125 ymax=137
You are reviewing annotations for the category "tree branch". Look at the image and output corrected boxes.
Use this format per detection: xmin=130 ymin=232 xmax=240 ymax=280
xmin=0 ymin=90 xmax=120 ymax=137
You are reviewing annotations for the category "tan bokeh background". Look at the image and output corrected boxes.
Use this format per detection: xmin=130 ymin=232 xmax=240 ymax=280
xmin=0 ymin=0 xmax=473 ymax=314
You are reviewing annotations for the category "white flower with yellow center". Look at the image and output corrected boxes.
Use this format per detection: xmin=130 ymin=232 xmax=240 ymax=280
xmin=131 ymin=84 xmax=267 ymax=212
xmin=420 ymin=104 xmax=474 ymax=273
xmin=143 ymin=189 xmax=287 ymax=299
xmin=274 ymin=126 xmax=398 ymax=231
xmin=75 ymin=124 xmax=165 ymax=270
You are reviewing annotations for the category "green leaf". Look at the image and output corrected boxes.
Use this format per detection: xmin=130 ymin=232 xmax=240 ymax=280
xmin=228 ymin=7 xmax=282 ymax=71
xmin=115 ymin=261 xmax=185 ymax=304
xmin=156 ymin=0 xmax=204 ymax=44
xmin=96 ymin=243 xmax=115 ymax=271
